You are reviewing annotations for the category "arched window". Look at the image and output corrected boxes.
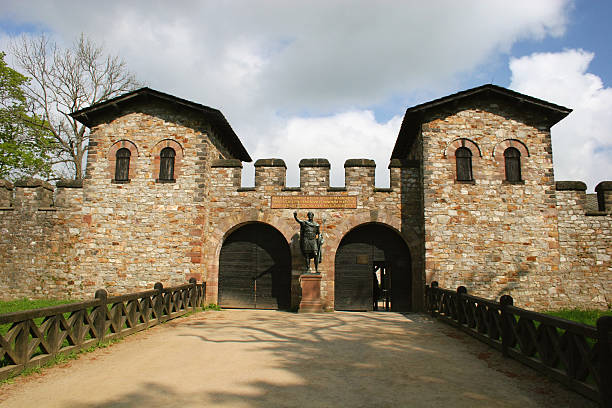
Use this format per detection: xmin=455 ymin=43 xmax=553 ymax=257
xmin=159 ymin=147 xmax=176 ymax=181
xmin=455 ymin=147 xmax=473 ymax=181
xmin=115 ymin=148 xmax=131 ymax=181
xmin=504 ymin=147 xmax=521 ymax=182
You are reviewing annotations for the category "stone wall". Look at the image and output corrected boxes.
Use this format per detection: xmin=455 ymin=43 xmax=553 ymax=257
xmin=417 ymin=100 xmax=564 ymax=309
xmin=204 ymin=158 xmax=423 ymax=310
xmin=0 ymin=103 xmax=239 ymax=300
xmin=0 ymin=179 xmax=83 ymax=300
xmin=76 ymin=103 xmax=231 ymax=294
xmin=0 ymin=94 xmax=609 ymax=311
xmin=556 ymin=181 xmax=611 ymax=309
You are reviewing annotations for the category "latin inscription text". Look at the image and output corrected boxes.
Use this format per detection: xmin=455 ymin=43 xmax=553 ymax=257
xmin=271 ymin=195 xmax=357 ymax=209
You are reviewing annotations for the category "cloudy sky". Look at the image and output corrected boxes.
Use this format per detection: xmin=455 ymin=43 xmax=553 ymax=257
xmin=1 ymin=1 xmax=610 ymax=190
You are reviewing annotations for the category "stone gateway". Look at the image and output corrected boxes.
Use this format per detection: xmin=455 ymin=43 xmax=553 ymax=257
xmin=0 ymin=85 xmax=610 ymax=312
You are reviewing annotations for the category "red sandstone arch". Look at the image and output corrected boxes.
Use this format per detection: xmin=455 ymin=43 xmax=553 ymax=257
xmin=334 ymin=222 xmax=412 ymax=311
xmin=444 ymin=138 xmax=482 ymax=158
xmin=491 ymin=139 xmax=530 ymax=182
xmin=444 ymin=139 xmax=482 ymax=182
xmin=337 ymin=222 xmax=408 ymax=247
xmin=218 ymin=221 xmax=291 ymax=309
xmin=107 ymin=140 xmax=139 ymax=181
xmin=151 ymin=139 xmax=185 ymax=180
xmin=206 ymin=214 xmax=295 ymax=302
xmin=492 ymin=139 xmax=530 ymax=158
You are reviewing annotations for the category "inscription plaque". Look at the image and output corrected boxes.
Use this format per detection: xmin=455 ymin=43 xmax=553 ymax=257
xmin=271 ymin=195 xmax=357 ymax=209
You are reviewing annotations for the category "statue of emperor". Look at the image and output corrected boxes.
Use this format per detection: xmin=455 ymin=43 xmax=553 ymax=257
xmin=293 ymin=211 xmax=323 ymax=273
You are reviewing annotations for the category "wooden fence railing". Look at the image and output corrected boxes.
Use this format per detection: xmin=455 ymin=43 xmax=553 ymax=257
xmin=0 ymin=279 xmax=206 ymax=381
xmin=426 ymin=282 xmax=612 ymax=407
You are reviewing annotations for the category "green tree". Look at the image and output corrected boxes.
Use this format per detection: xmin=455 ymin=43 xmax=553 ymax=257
xmin=0 ymin=52 xmax=54 ymax=180
xmin=11 ymin=34 xmax=141 ymax=179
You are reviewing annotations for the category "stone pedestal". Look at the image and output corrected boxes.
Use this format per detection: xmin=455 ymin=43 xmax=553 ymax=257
xmin=299 ymin=273 xmax=323 ymax=313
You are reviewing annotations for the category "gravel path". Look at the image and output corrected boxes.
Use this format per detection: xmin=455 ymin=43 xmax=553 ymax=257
xmin=0 ymin=310 xmax=595 ymax=407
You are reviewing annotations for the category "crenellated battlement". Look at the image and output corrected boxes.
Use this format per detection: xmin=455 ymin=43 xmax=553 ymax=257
xmin=595 ymin=181 xmax=612 ymax=213
xmin=0 ymin=180 xmax=13 ymax=208
xmin=298 ymin=158 xmax=330 ymax=192
xmin=211 ymin=157 xmax=418 ymax=192
xmin=556 ymin=180 xmax=612 ymax=215
xmin=0 ymin=178 xmax=85 ymax=301
xmin=13 ymin=177 xmax=54 ymax=209
xmin=0 ymin=178 xmax=84 ymax=211
xmin=255 ymin=158 xmax=287 ymax=189
xmin=555 ymin=180 xmax=611 ymax=309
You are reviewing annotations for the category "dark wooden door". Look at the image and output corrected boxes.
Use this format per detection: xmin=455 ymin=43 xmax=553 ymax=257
xmin=334 ymin=240 xmax=373 ymax=311
xmin=334 ymin=224 xmax=411 ymax=311
xmin=219 ymin=223 xmax=291 ymax=309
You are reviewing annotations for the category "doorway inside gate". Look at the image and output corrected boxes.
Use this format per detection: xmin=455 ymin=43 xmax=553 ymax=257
xmin=218 ymin=223 xmax=291 ymax=309
xmin=334 ymin=223 xmax=411 ymax=312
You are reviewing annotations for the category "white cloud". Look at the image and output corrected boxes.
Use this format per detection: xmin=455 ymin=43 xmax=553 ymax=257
xmin=247 ymin=111 xmax=402 ymax=187
xmin=509 ymin=49 xmax=612 ymax=191
xmin=0 ymin=0 xmax=574 ymax=186
xmin=1 ymin=1 xmax=570 ymax=109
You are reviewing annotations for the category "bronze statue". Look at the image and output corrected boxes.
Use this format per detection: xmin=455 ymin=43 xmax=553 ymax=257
xmin=294 ymin=211 xmax=323 ymax=273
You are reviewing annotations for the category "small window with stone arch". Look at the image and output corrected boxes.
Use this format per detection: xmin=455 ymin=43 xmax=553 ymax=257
xmin=455 ymin=146 xmax=473 ymax=182
xmin=504 ymin=147 xmax=522 ymax=182
xmin=158 ymin=147 xmax=176 ymax=181
xmin=114 ymin=148 xmax=131 ymax=182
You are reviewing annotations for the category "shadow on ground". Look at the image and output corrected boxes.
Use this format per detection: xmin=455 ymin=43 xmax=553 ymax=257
xmin=65 ymin=310 xmax=594 ymax=408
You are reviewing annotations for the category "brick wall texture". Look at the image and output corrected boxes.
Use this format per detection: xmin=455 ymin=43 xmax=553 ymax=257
xmin=0 ymin=90 xmax=609 ymax=311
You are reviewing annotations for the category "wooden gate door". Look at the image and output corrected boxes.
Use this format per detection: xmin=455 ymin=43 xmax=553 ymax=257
xmin=334 ymin=224 xmax=411 ymax=311
xmin=219 ymin=223 xmax=291 ymax=309
xmin=334 ymin=238 xmax=373 ymax=311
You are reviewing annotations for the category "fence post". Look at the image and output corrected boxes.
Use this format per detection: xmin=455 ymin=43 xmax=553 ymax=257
xmin=154 ymin=282 xmax=164 ymax=321
xmin=94 ymin=289 xmax=108 ymax=343
xmin=13 ymin=321 xmax=29 ymax=366
xmin=500 ymin=294 xmax=513 ymax=357
xmin=596 ymin=316 xmax=612 ymax=408
xmin=429 ymin=281 xmax=438 ymax=317
xmin=202 ymin=281 xmax=207 ymax=308
xmin=189 ymin=278 xmax=197 ymax=311
xmin=456 ymin=286 xmax=467 ymax=324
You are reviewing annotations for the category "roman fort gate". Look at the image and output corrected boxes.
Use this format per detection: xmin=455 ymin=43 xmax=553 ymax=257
xmin=0 ymin=85 xmax=610 ymax=312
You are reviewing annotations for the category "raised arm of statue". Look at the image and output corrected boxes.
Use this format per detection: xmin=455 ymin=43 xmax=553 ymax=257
xmin=293 ymin=211 xmax=303 ymax=224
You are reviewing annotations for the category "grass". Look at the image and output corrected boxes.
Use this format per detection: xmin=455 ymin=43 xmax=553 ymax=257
xmin=0 ymin=298 xmax=80 ymax=336
xmin=544 ymin=309 xmax=612 ymax=327
xmin=0 ymin=298 xmax=214 ymax=384
xmin=0 ymin=298 xmax=78 ymax=315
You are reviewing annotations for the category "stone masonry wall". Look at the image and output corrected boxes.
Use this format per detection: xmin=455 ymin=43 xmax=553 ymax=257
xmin=204 ymin=158 xmax=423 ymax=310
xmin=0 ymin=180 xmax=83 ymax=300
xmin=555 ymin=182 xmax=611 ymax=309
xmin=75 ymin=103 xmax=231 ymax=295
xmin=1 ymin=97 xmax=608 ymax=311
xmin=419 ymin=100 xmax=565 ymax=310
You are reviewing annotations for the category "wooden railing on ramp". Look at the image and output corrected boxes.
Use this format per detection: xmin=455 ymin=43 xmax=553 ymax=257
xmin=0 ymin=279 xmax=206 ymax=380
xmin=426 ymin=282 xmax=612 ymax=408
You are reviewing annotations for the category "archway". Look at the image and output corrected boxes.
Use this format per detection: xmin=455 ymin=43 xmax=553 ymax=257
xmin=219 ymin=223 xmax=291 ymax=309
xmin=334 ymin=223 xmax=411 ymax=311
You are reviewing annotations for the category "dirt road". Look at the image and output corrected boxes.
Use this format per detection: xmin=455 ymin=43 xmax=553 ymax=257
xmin=0 ymin=310 xmax=594 ymax=407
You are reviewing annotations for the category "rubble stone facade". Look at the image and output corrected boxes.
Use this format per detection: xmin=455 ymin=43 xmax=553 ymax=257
xmin=420 ymin=103 xmax=563 ymax=308
xmin=0 ymin=86 xmax=610 ymax=311
xmin=555 ymin=182 xmax=612 ymax=308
